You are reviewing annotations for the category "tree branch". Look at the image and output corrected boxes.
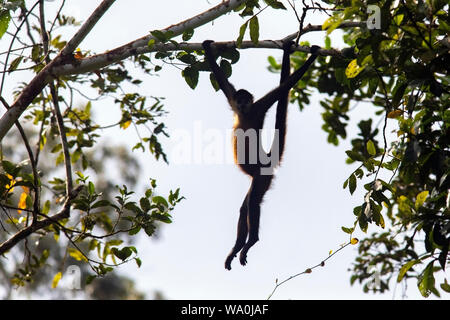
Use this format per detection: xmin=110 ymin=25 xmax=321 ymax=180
xmin=53 ymin=20 xmax=366 ymax=77
xmin=0 ymin=0 xmax=248 ymax=142
xmin=0 ymin=186 xmax=82 ymax=255
xmin=0 ymin=0 xmax=118 ymax=141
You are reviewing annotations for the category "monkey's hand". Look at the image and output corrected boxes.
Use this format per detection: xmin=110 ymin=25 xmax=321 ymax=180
xmin=202 ymin=40 xmax=215 ymax=50
xmin=282 ymin=40 xmax=296 ymax=53
xmin=310 ymin=45 xmax=321 ymax=55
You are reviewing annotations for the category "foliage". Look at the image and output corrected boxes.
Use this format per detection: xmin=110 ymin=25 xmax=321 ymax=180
xmin=277 ymin=0 xmax=448 ymax=297
xmin=0 ymin=0 xmax=448 ymax=299
xmin=0 ymin=0 xmax=184 ymax=297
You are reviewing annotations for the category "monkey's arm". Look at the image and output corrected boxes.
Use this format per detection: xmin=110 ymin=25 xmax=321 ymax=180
xmin=267 ymin=41 xmax=293 ymax=159
xmin=202 ymin=40 xmax=236 ymax=103
xmin=253 ymin=45 xmax=320 ymax=110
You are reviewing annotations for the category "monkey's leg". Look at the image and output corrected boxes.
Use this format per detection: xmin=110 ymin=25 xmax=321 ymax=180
xmin=239 ymin=174 xmax=273 ymax=266
xmin=225 ymin=192 xmax=250 ymax=270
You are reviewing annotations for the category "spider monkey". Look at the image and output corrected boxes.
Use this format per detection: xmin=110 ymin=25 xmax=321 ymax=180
xmin=202 ymin=40 xmax=320 ymax=270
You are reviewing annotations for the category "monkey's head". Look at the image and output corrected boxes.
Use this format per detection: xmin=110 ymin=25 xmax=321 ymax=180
xmin=234 ymin=89 xmax=254 ymax=114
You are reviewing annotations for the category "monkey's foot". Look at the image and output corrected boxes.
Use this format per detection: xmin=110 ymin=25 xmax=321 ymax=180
xmin=239 ymin=251 xmax=248 ymax=266
xmin=225 ymin=254 xmax=236 ymax=270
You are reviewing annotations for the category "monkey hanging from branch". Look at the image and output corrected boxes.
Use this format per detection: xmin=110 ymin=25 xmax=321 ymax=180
xmin=202 ymin=40 xmax=320 ymax=270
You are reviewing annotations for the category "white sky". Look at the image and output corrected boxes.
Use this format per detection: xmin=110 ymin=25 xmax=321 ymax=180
xmin=3 ymin=0 xmax=440 ymax=299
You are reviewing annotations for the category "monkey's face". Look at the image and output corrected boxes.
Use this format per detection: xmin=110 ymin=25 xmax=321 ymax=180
xmin=234 ymin=89 xmax=254 ymax=114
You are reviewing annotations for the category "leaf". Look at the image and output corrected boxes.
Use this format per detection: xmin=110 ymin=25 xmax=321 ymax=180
xmin=387 ymin=110 xmax=403 ymax=118
xmin=68 ymin=248 xmax=88 ymax=262
xmin=152 ymin=196 xmax=169 ymax=208
xmin=88 ymin=181 xmax=95 ymax=196
xmin=0 ymin=10 xmax=11 ymax=40
xmin=349 ymin=174 xmax=357 ymax=195
xmin=322 ymin=14 xmax=344 ymax=35
xmin=415 ymin=191 xmax=429 ymax=210
xmin=91 ymin=199 xmax=111 ymax=209
xmin=366 ymin=140 xmax=376 ymax=156
xmin=341 ymin=226 xmax=354 ymax=234
xmin=150 ymin=30 xmax=168 ymax=42
xmin=440 ymin=279 xmax=450 ymax=293
xmin=350 ymin=238 xmax=359 ymax=245
xmin=236 ymin=22 xmax=248 ymax=48
xmin=8 ymin=56 xmax=23 ymax=73
xmin=397 ymin=259 xmax=421 ymax=282
xmin=112 ymin=247 xmax=132 ymax=261
xmin=147 ymin=39 xmax=155 ymax=49
xmin=345 ymin=59 xmax=365 ymax=78
xmin=182 ymin=28 xmax=194 ymax=41
xmin=324 ymin=36 xmax=331 ymax=49
xmin=264 ymin=0 xmax=287 ymax=9
xmin=182 ymin=66 xmax=199 ymax=89
xmin=120 ymin=120 xmax=131 ymax=130
xmin=42 ymin=200 xmax=51 ymax=214
xmin=249 ymin=16 xmax=259 ymax=45
xmin=418 ymin=261 xmax=437 ymax=298
xmin=135 ymin=257 xmax=142 ymax=268
xmin=140 ymin=197 xmax=151 ymax=212
xmin=52 ymin=272 xmax=62 ymax=289
xmin=346 ymin=150 xmax=365 ymax=162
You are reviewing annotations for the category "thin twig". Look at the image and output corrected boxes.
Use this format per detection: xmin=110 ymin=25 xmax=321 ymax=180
xmin=267 ymin=241 xmax=352 ymax=299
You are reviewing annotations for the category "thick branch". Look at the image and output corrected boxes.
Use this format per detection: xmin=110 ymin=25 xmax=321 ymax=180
xmin=0 ymin=0 xmax=247 ymax=141
xmin=53 ymin=21 xmax=366 ymax=77
xmin=0 ymin=0 xmax=117 ymax=141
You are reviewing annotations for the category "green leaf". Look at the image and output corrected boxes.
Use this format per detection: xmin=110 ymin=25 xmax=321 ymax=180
xmin=150 ymin=30 xmax=169 ymax=42
xmin=135 ymin=257 xmax=142 ymax=268
xmin=264 ymin=0 xmax=287 ymax=9
xmin=182 ymin=28 xmax=194 ymax=41
xmin=112 ymin=247 xmax=132 ymax=261
xmin=346 ymin=150 xmax=365 ymax=162
xmin=341 ymin=226 xmax=354 ymax=234
xmin=140 ymin=197 xmax=151 ymax=212
xmin=88 ymin=181 xmax=95 ymax=195
xmin=349 ymin=174 xmax=357 ymax=195
xmin=152 ymin=196 xmax=169 ymax=208
xmin=236 ymin=22 xmax=248 ymax=48
xmin=147 ymin=38 xmax=155 ymax=49
xmin=249 ymin=16 xmax=259 ymax=45
xmin=415 ymin=190 xmax=429 ymax=210
xmin=42 ymin=200 xmax=51 ymax=214
xmin=397 ymin=259 xmax=421 ymax=282
xmin=0 ymin=10 xmax=11 ymax=40
xmin=366 ymin=140 xmax=376 ymax=156
xmin=182 ymin=66 xmax=199 ymax=89
xmin=440 ymin=279 xmax=450 ymax=293
xmin=8 ymin=56 xmax=22 ymax=73
xmin=324 ymin=36 xmax=331 ymax=49
xmin=124 ymin=202 xmax=142 ymax=214
xmin=91 ymin=199 xmax=111 ymax=209
xmin=418 ymin=261 xmax=437 ymax=297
